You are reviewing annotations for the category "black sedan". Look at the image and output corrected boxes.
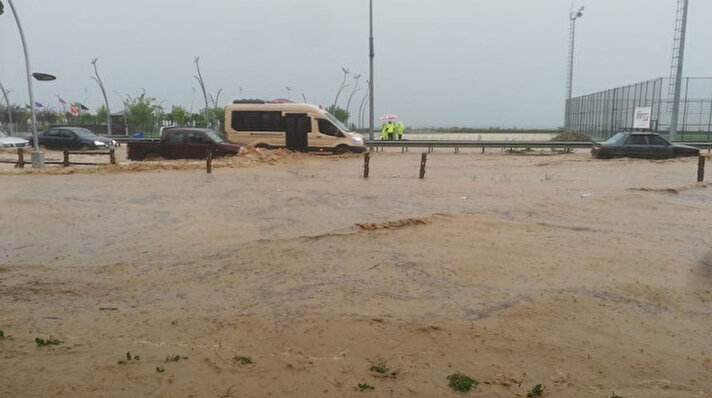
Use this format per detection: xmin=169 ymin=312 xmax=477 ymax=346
xmin=591 ymin=132 xmax=700 ymax=159
xmin=32 ymin=127 xmax=115 ymax=150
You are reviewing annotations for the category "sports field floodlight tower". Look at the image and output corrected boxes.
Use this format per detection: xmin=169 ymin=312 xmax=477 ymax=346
xmin=667 ymin=0 xmax=689 ymax=142
xmin=565 ymin=5 xmax=584 ymax=130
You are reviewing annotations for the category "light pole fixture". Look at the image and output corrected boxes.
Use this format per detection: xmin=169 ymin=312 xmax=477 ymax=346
xmin=565 ymin=5 xmax=584 ymax=130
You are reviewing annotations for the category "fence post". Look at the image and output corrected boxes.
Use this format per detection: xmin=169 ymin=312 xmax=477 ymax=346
xmin=63 ymin=151 xmax=69 ymax=167
xmin=698 ymin=155 xmax=705 ymax=182
xmin=206 ymin=151 xmax=212 ymax=174
xmin=419 ymin=152 xmax=427 ymax=179
xmin=109 ymin=149 xmax=116 ymax=165
xmin=16 ymin=148 xmax=24 ymax=168
xmin=363 ymin=152 xmax=370 ymax=178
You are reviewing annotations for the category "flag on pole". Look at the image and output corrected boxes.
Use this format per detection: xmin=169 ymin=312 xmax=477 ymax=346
xmin=79 ymin=103 xmax=89 ymax=111
xmin=35 ymin=102 xmax=43 ymax=108
xmin=57 ymin=96 xmax=67 ymax=105
xmin=70 ymin=104 xmax=80 ymax=116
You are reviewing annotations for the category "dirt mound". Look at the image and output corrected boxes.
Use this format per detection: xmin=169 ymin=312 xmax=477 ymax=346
xmin=549 ymin=132 xmax=593 ymax=142
xmin=357 ymin=217 xmax=431 ymax=230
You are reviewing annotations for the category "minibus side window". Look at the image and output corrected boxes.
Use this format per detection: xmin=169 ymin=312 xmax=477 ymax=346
xmin=317 ymin=119 xmax=343 ymax=137
xmin=232 ymin=111 xmax=285 ymax=132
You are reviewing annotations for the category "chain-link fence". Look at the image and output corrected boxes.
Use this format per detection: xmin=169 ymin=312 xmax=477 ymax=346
xmin=566 ymin=77 xmax=712 ymax=141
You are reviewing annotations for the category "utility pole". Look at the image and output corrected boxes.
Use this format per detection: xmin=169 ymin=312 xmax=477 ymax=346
xmin=369 ymin=0 xmax=375 ymax=144
xmin=668 ymin=0 xmax=689 ymax=142
xmin=565 ymin=5 xmax=584 ymax=131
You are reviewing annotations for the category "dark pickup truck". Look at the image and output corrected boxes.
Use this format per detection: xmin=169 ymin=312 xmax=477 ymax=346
xmin=127 ymin=127 xmax=242 ymax=160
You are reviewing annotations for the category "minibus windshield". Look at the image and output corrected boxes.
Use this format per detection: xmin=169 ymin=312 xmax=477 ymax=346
xmin=325 ymin=112 xmax=350 ymax=133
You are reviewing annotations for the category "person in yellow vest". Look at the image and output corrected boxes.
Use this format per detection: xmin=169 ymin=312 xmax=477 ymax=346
xmin=386 ymin=121 xmax=395 ymax=140
xmin=381 ymin=122 xmax=388 ymax=140
xmin=396 ymin=121 xmax=404 ymax=140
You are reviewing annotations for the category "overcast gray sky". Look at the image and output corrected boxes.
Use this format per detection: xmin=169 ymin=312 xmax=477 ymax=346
xmin=1 ymin=0 xmax=711 ymax=128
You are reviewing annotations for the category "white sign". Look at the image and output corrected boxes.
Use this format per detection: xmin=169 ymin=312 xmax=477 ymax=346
xmin=633 ymin=107 xmax=652 ymax=129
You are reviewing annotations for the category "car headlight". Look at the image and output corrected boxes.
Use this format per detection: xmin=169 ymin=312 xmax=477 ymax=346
xmin=351 ymin=136 xmax=363 ymax=144
xmin=94 ymin=140 xmax=107 ymax=146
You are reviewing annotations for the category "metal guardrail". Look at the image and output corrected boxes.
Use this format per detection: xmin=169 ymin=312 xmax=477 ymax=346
xmin=365 ymin=140 xmax=712 ymax=153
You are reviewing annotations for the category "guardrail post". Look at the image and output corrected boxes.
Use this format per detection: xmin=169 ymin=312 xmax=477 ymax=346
xmin=63 ymin=150 xmax=69 ymax=167
xmin=419 ymin=152 xmax=427 ymax=179
xmin=109 ymin=149 xmax=116 ymax=165
xmin=363 ymin=152 xmax=370 ymax=178
xmin=16 ymin=148 xmax=24 ymax=168
xmin=698 ymin=155 xmax=705 ymax=182
xmin=206 ymin=151 xmax=213 ymax=174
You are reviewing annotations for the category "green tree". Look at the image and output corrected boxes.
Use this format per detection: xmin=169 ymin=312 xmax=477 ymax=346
xmin=170 ymin=105 xmax=191 ymax=126
xmin=96 ymin=105 xmax=108 ymax=125
xmin=124 ymin=92 xmax=162 ymax=134
xmin=0 ymin=1 xmax=4 ymax=16
xmin=325 ymin=105 xmax=349 ymax=124
xmin=209 ymin=107 xmax=224 ymax=132
xmin=78 ymin=111 xmax=95 ymax=125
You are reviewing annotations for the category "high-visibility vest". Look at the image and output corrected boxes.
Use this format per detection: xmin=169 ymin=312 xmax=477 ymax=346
xmin=396 ymin=122 xmax=404 ymax=135
xmin=381 ymin=123 xmax=388 ymax=138
xmin=386 ymin=123 xmax=395 ymax=133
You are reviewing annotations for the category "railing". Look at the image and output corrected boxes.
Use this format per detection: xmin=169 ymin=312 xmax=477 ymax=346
xmin=0 ymin=148 xmax=116 ymax=168
xmin=365 ymin=140 xmax=712 ymax=153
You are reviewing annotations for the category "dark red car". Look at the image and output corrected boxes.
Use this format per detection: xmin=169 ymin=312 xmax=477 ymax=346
xmin=127 ymin=127 xmax=242 ymax=160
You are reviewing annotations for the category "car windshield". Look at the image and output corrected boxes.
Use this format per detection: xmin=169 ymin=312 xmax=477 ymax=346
xmin=603 ymin=132 xmax=628 ymax=144
xmin=204 ymin=130 xmax=224 ymax=143
xmin=0 ymin=131 xmax=8 ymax=138
xmin=325 ymin=111 xmax=350 ymax=133
xmin=73 ymin=128 xmax=100 ymax=138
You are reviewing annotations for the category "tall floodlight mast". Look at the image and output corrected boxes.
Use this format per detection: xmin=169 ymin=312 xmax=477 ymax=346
xmin=564 ymin=5 xmax=584 ymax=130
xmin=667 ymin=0 xmax=689 ymax=142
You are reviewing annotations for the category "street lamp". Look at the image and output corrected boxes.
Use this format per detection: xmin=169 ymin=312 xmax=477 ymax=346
xmin=565 ymin=5 xmax=584 ymax=130
xmin=5 ymin=0 xmax=55 ymax=167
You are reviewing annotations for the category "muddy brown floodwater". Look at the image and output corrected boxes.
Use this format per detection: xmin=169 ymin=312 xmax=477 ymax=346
xmin=1 ymin=147 xmax=711 ymax=397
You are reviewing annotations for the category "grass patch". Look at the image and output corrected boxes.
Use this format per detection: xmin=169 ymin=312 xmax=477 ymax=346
xmin=155 ymin=366 xmax=165 ymax=373
xmin=0 ymin=330 xmax=5 ymax=339
xmin=232 ymin=355 xmax=253 ymax=365
xmin=118 ymin=351 xmax=141 ymax=364
xmin=610 ymin=394 xmax=623 ymax=398
xmin=35 ymin=337 xmax=62 ymax=346
xmin=357 ymin=383 xmax=375 ymax=391
xmin=527 ymin=383 xmax=544 ymax=397
xmin=164 ymin=354 xmax=188 ymax=363
xmin=369 ymin=362 xmax=399 ymax=378
xmin=447 ymin=372 xmax=478 ymax=392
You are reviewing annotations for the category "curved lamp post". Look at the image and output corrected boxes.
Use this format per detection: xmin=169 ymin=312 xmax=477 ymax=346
xmin=91 ymin=58 xmax=112 ymax=136
xmin=0 ymin=82 xmax=14 ymax=134
xmin=6 ymin=0 xmax=53 ymax=167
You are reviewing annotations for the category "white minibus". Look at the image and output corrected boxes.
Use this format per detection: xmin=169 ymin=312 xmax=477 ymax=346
xmin=224 ymin=100 xmax=366 ymax=153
